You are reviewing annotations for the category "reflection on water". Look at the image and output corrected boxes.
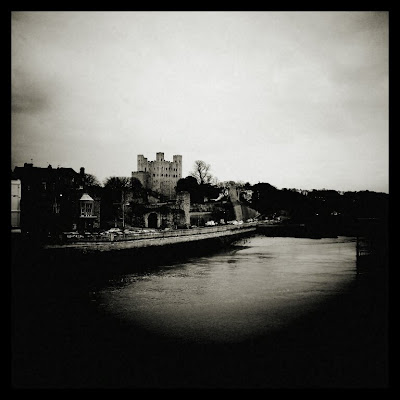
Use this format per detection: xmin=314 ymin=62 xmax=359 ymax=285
xmin=96 ymin=236 xmax=357 ymax=343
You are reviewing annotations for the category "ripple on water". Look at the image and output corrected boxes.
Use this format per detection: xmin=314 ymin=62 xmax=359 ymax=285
xmin=96 ymin=236 xmax=357 ymax=343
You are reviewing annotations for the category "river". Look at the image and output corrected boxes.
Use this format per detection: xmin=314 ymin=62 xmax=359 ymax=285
xmin=12 ymin=235 xmax=387 ymax=388
xmin=96 ymin=236 xmax=357 ymax=343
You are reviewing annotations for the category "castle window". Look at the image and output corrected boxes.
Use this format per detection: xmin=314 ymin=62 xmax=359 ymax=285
xmin=153 ymin=174 xmax=155 ymax=177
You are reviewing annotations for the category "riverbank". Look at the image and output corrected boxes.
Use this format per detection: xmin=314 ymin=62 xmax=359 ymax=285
xmin=11 ymin=229 xmax=258 ymax=284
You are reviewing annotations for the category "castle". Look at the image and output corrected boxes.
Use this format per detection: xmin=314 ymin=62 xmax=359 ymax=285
xmin=132 ymin=152 xmax=182 ymax=200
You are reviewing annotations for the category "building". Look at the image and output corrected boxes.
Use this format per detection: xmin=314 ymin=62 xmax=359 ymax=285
xmin=78 ymin=193 xmax=101 ymax=232
xmin=11 ymin=179 xmax=21 ymax=233
xmin=132 ymin=152 xmax=182 ymax=200
xmin=130 ymin=191 xmax=190 ymax=229
xmin=188 ymin=186 xmax=259 ymax=226
xmin=12 ymin=163 xmax=100 ymax=238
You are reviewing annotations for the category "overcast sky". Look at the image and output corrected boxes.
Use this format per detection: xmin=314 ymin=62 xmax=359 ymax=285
xmin=11 ymin=11 xmax=389 ymax=193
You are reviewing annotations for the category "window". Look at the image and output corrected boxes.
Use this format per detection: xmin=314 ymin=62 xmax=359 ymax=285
xmin=80 ymin=202 xmax=93 ymax=217
xmin=53 ymin=202 xmax=60 ymax=214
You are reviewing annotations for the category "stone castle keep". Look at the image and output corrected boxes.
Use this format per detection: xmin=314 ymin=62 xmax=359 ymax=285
xmin=132 ymin=152 xmax=182 ymax=200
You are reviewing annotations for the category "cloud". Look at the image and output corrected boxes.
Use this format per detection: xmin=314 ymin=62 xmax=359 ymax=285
xmin=11 ymin=77 xmax=50 ymax=115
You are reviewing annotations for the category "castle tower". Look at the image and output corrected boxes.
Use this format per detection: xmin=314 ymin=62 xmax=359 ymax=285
xmin=173 ymin=155 xmax=182 ymax=180
xmin=137 ymin=155 xmax=148 ymax=172
xmin=132 ymin=152 xmax=183 ymax=200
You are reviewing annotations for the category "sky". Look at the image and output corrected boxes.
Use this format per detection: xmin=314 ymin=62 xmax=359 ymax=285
xmin=11 ymin=11 xmax=389 ymax=193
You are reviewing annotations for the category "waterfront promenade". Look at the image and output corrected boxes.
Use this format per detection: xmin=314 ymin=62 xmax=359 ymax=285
xmin=42 ymin=223 xmax=258 ymax=252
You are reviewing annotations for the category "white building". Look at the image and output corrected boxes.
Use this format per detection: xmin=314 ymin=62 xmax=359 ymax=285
xmin=11 ymin=179 xmax=21 ymax=233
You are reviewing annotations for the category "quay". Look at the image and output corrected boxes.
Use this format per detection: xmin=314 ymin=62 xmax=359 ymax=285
xmin=11 ymin=221 xmax=345 ymax=267
xmin=11 ymin=223 xmax=260 ymax=272
xmin=43 ymin=223 xmax=258 ymax=253
xmin=12 ymin=218 xmax=387 ymax=272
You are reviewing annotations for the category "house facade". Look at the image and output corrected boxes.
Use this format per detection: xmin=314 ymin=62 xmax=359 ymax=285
xmin=12 ymin=163 xmax=100 ymax=238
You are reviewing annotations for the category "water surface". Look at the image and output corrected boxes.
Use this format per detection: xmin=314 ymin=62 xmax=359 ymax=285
xmin=96 ymin=236 xmax=357 ymax=343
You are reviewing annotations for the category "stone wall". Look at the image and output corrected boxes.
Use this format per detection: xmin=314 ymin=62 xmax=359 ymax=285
xmin=176 ymin=191 xmax=190 ymax=227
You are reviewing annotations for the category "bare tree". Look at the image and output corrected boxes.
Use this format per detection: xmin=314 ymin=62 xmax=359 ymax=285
xmin=84 ymin=173 xmax=102 ymax=188
xmin=103 ymin=176 xmax=131 ymax=191
xmin=190 ymin=160 xmax=213 ymax=185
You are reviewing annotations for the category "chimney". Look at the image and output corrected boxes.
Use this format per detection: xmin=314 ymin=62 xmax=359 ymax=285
xmin=79 ymin=167 xmax=85 ymax=190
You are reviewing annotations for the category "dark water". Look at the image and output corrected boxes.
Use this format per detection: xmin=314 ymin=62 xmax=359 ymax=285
xmin=97 ymin=236 xmax=357 ymax=343
xmin=12 ymin=235 xmax=388 ymax=388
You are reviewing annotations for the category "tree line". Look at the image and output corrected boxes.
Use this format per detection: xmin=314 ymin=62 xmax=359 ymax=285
xmin=84 ymin=160 xmax=388 ymax=229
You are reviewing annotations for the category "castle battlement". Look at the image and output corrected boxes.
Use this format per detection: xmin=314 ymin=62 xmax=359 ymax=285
xmin=132 ymin=152 xmax=182 ymax=200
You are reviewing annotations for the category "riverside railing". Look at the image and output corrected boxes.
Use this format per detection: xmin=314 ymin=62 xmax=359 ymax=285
xmin=64 ymin=223 xmax=258 ymax=243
